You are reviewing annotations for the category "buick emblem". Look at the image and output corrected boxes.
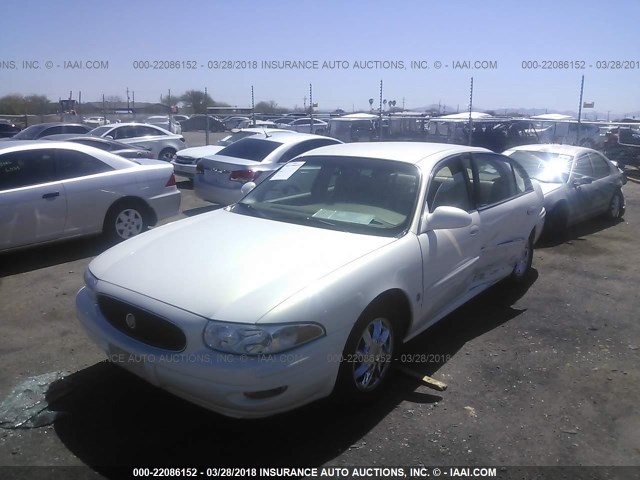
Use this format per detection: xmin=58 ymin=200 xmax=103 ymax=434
xmin=125 ymin=313 xmax=137 ymax=330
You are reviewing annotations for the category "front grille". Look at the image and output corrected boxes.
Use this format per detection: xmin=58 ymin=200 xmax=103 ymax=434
xmin=175 ymin=156 xmax=196 ymax=165
xmin=97 ymin=295 xmax=186 ymax=351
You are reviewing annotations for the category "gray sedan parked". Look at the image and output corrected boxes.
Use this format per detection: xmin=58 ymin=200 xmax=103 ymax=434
xmin=194 ymin=132 xmax=342 ymax=205
xmin=503 ymin=144 xmax=625 ymax=234
xmin=88 ymin=123 xmax=186 ymax=161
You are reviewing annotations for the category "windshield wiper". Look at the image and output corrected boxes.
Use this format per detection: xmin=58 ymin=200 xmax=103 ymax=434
xmin=232 ymin=202 xmax=267 ymax=218
xmin=302 ymin=216 xmax=341 ymax=230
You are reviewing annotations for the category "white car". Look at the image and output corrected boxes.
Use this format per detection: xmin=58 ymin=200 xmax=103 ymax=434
xmin=0 ymin=141 xmax=181 ymax=251
xmin=84 ymin=116 xmax=110 ymax=128
xmin=285 ymin=117 xmax=328 ymax=134
xmin=89 ymin=123 xmax=186 ymax=161
xmin=76 ymin=142 xmax=544 ymax=418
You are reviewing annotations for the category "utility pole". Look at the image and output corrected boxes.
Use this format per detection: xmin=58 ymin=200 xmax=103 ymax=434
xmin=205 ymin=87 xmax=209 ymax=145
xmin=378 ymin=80 xmax=383 ymax=139
xmin=577 ymin=75 xmax=585 ymax=144
xmin=468 ymin=77 xmax=474 ymax=146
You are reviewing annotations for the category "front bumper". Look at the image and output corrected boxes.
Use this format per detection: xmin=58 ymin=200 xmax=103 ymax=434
xmin=75 ymin=286 xmax=339 ymax=418
xmin=170 ymin=161 xmax=196 ymax=178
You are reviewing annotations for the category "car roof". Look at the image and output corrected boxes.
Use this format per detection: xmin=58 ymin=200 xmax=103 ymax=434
xmin=296 ymin=142 xmax=492 ymax=165
xmin=505 ymin=143 xmax=595 ymax=156
xmin=244 ymin=131 xmax=333 ymax=144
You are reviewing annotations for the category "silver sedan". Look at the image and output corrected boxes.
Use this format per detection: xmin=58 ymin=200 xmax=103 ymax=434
xmin=88 ymin=123 xmax=186 ymax=161
xmin=193 ymin=132 xmax=342 ymax=205
xmin=0 ymin=141 xmax=181 ymax=251
xmin=503 ymin=144 xmax=625 ymax=234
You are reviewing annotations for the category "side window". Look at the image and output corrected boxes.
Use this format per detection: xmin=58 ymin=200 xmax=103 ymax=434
xmin=42 ymin=126 xmax=64 ymax=137
xmin=112 ymin=126 xmax=136 ymax=139
xmin=136 ymin=126 xmax=162 ymax=137
xmin=0 ymin=149 xmax=57 ymax=190
xmin=572 ymin=155 xmax=593 ymax=179
xmin=427 ymin=157 xmax=472 ymax=213
xmin=64 ymin=125 xmax=89 ymax=134
xmin=56 ymin=149 xmax=113 ymax=179
xmin=511 ymin=160 xmax=533 ymax=193
xmin=588 ymin=152 xmax=611 ymax=179
xmin=472 ymin=153 xmax=517 ymax=207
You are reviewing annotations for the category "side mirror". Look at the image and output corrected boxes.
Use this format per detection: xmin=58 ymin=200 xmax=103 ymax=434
xmin=105 ymin=135 xmax=114 ymax=140
xmin=571 ymin=176 xmax=593 ymax=187
xmin=240 ymin=182 xmax=257 ymax=196
xmin=420 ymin=206 xmax=472 ymax=234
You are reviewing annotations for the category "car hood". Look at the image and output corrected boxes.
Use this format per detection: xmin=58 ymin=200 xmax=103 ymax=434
xmin=89 ymin=209 xmax=396 ymax=323
xmin=176 ymin=145 xmax=224 ymax=158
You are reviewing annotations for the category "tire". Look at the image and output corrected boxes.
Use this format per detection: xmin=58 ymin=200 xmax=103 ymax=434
xmin=103 ymin=201 xmax=148 ymax=241
xmin=158 ymin=148 xmax=176 ymax=162
xmin=605 ymin=189 xmax=625 ymax=220
xmin=335 ymin=305 xmax=400 ymax=403
xmin=545 ymin=204 xmax=569 ymax=236
xmin=509 ymin=232 xmax=534 ymax=284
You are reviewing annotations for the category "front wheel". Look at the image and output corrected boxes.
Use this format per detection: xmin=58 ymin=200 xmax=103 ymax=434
xmin=335 ymin=306 xmax=399 ymax=402
xmin=103 ymin=202 xmax=148 ymax=241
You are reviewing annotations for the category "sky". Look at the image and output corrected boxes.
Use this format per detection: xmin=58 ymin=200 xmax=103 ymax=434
xmin=1 ymin=0 xmax=639 ymax=116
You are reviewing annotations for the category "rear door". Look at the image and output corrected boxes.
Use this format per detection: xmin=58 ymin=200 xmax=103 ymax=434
xmin=55 ymin=148 xmax=117 ymax=235
xmin=568 ymin=153 xmax=597 ymax=220
xmin=587 ymin=152 xmax=619 ymax=214
xmin=0 ymin=149 xmax=66 ymax=249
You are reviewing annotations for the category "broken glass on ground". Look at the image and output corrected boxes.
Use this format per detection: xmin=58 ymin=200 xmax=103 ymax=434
xmin=0 ymin=371 xmax=71 ymax=429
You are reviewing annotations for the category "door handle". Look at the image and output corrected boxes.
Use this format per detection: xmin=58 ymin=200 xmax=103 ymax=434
xmin=527 ymin=206 xmax=538 ymax=215
xmin=470 ymin=225 xmax=480 ymax=236
xmin=42 ymin=192 xmax=60 ymax=199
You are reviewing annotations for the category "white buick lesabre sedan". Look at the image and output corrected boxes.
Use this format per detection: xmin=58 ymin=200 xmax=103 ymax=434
xmin=0 ymin=141 xmax=181 ymax=251
xmin=76 ymin=142 xmax=545 ymax=418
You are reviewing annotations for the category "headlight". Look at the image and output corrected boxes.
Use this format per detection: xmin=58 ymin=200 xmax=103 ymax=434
xmin=83 ymin=268 xmax=98 ymax=302
xmin=203 ymin=321 xmax=325 ymax=355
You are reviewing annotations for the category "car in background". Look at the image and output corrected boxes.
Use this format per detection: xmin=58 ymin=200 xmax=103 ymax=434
xmin=223 ymin=116 xmax=250 ymax=130
xmin=40 ymin=134 xmax=154 ymax=159
xmin=84 ymin=116 xmax=110 ymax=128
xmin=234 ymin=120 xmax=278 ymax=130
xmin=171 ymin=128 xmax=291 ymax=178
xmin=534 ymin=121 xmax=602 ymax=148
xmin=504 ymin=144 xmax=625 ymax=234
xmin=145 ymin=116 xmax=182 ymax=134
xmin=0 ymin=141 xmax=180 ymax=251
xmin=602 ymin=126 xmax=640 ymax=169
xmin=4 ymin=122 xmax=91 ymax=140
xmin=76 ymin=142 xmax=544 ymax=418
xmin=284 ymin=117 xmax=328 ymax=134
xmin=0 ymin=121 xmax=21 ymax=138
xmin=328 ymin=118 xmax=377 ymax=142
xmin=273 ymin=117 xmax=295 ymax=127
xmin=172 ymin=115 xmax=190 ymax=123
xmin=88 ymin=123 xmax=186 ymax=162
xmin=194 ymin=132 xmax=341 ymax=205
xmin=179 ymin=115 xmax=226 ymax=132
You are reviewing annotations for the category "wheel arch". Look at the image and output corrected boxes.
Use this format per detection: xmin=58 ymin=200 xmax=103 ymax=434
xmin=359 ymin=288 xmax=413 ymax=343
xmin=105 ymin=196 xmax=157 ymax=227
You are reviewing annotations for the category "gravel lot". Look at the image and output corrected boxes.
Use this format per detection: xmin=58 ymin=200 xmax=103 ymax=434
xmin=0 ymin=135 xmax=639 ymax=473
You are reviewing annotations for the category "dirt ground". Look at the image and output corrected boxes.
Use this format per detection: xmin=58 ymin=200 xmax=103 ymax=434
xmin=0 ymin=136 xmax=638 ymax=477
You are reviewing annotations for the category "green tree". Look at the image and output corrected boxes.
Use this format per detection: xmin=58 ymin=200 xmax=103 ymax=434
xmin=180 ymin=90 xmax=214 ymax=114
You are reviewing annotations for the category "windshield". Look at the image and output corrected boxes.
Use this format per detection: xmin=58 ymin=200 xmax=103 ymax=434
xmin=12 ymin=124 xmax=46 ymax=139
xmin=232 ymin=156 xmax=420 ymax=237
xmin=89 ymin=126 xmax=113 ymax=136
xmin=216 ymin=138 xmax=282 ymax=161
xmin=507 ymin=150 xmax=573 ymax=183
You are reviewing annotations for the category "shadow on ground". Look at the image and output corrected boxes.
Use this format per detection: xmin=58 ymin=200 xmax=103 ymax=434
xmin=536 ymin=216 xmax=624 ymax=249
xmin=48 ymin=272 xmax=536 ymax=473
xmin=0 ymin=237 xmax=108 ymax=278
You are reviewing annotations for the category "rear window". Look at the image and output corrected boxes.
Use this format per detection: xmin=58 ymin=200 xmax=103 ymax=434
xmin=216 ymin=138 xmax=282 ymax=162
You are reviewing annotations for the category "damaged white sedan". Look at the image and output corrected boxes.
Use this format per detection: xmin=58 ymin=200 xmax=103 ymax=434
xmin=76 ymin=142 xmax=545 ymax=418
